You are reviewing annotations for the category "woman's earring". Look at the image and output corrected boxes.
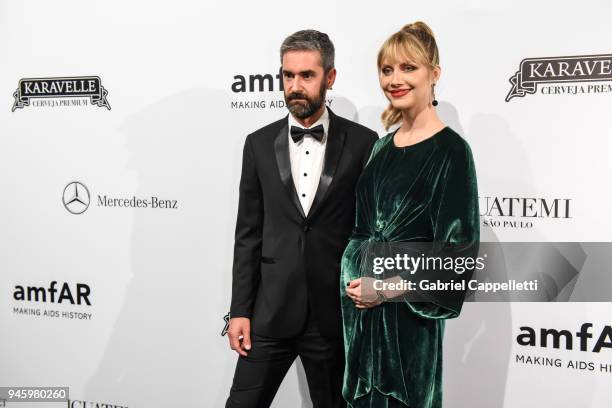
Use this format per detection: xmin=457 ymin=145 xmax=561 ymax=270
xmin=432 ymin=84 xmax=438 ymax=106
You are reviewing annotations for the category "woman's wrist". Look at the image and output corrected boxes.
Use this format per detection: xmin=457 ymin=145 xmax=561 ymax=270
xmin=375 ymin=289 xmax=388 ymax=302
xmin=381 ymin=275 xmax=410 ymax=300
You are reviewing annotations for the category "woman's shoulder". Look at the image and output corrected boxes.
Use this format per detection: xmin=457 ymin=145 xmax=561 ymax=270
xmin=436 ymin=126 xmax=474 ymax=157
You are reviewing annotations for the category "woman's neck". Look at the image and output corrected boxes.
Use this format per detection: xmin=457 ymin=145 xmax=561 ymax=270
xmin=394 ymin=105 xmax=445 ymax=146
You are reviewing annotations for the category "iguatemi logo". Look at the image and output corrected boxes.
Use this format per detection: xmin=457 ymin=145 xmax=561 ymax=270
xmin=505 ymin=54 xmax=612 ymax=101
xmin=12 ymin=76 xmax=111 ymax=111
xmin=479 ymin=196 xmax=571 ymax=229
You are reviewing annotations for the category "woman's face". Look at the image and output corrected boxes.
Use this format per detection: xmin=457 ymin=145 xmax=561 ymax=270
xmin=379 ymin=57 xmax=439 ymax=111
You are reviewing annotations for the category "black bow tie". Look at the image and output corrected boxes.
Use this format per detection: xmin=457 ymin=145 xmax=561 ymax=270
xmin=290 ymin=124 xmax=325 ymax=143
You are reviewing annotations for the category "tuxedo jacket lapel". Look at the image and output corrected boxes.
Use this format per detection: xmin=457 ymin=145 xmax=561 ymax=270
xmin=308 ymin=109 xmax=346 ymax=220
xmin=273 ymin=120 xmax=306 ymax=219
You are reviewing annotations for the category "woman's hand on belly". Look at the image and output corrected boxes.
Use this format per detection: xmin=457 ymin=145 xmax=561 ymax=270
xmin=345 ymin=277 xmax=383 ymax=309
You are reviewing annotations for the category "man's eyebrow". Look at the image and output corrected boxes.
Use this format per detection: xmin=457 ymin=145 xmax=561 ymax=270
xmin=282 ymin=69 xmax=317 ymax=76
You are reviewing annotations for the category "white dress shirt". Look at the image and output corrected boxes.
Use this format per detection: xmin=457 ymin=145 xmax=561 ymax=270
xmin=288 ymin=107 xmax=330 ymax=216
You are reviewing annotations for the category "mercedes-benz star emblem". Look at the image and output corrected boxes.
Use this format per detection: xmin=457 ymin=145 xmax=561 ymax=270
xmin=62 ymin=181 xmax=91 ymax=214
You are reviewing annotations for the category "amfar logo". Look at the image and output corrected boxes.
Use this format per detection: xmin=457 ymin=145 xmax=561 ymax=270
xmin=505 ymin=54 xmax=612 ymax=101
xmin=479 ymin=196 xmax=571 ymax=229
xmin=230 ymin=67 xmax=333 ymax=110
xmin=12 ymin=76 xmax=111 ymax=111
xmin=231 ymin=68 xmax=284 ymax=93
xmin=13 ymin=281 xmax=92 ymax=305
xmin=517 ymin=323 xmax=612 ymax=353
xmin=13 ymin=281 xmax=94 ymax=321
xmin=63 ymin=181 xmax=91 ymax=214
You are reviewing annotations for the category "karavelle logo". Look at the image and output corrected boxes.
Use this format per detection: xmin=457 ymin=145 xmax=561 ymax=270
xmin=505 ymin=54 xmax=612 ymax=101
xmin=12 ymin=76 xmax=111 ymax=111
xmin=63 ymin=181 xmax=91 ymax=215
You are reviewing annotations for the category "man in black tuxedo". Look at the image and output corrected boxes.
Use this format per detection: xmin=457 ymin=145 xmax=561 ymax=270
xmin=226 ymin=29 xmax=378 ymax=408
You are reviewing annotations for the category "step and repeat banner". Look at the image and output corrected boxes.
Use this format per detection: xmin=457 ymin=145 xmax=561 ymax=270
xmin=1 ymin=1 xmax=611 ymax=407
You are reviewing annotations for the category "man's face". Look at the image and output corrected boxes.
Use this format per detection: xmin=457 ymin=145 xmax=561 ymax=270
xmin=282 ymin=50 xmax=335 ymax=119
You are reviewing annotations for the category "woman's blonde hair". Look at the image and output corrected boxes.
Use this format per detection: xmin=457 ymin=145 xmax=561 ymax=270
xmin=377 ymin=21 xmax=440 ymax=130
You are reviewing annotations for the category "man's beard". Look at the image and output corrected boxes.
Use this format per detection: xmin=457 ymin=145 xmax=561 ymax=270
xmin=285 ymin=81 xmax=327 ymax=119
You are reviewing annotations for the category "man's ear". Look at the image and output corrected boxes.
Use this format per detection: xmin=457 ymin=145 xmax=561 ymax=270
xmin=327 ymin=68 xmax=337 ymax=89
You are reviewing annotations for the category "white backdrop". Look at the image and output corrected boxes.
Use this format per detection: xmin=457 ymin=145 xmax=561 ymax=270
xmin=1 ymin=1 xmax=612 ymax=407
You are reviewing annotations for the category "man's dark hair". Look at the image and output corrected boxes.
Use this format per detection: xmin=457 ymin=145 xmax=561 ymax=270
xmin=280 ymin=30 xmax=335 ymax=72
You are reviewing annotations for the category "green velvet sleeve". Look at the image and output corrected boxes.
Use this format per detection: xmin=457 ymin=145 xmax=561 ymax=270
xmin=404 ymin=142 xmax=480 ymax=319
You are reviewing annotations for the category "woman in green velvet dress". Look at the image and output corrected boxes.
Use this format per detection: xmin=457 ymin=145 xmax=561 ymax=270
xmin=342 ymin=22 xmax=480 ymax=408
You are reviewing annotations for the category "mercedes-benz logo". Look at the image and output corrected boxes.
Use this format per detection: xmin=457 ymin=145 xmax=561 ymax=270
xmin=62 ymin=181 xmax=91 ymax=214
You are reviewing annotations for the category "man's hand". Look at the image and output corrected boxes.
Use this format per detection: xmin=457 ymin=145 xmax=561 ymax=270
xmin=227 ymin=317 xmax=252 ymax=356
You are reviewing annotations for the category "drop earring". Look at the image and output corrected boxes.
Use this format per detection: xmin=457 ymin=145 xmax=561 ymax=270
xmin=432 ymin=84 xmax=438 ymax=106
